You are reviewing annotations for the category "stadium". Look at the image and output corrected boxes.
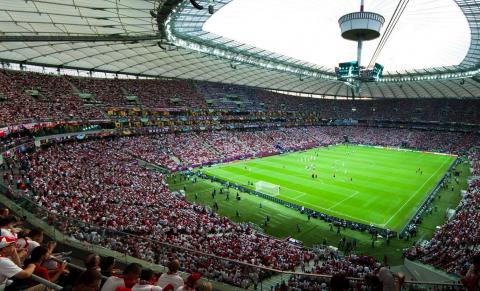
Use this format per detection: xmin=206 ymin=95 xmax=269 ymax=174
xmin=0 ymin=0 xmax=479 ymax=290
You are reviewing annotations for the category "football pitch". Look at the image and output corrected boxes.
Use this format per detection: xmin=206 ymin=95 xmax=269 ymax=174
xmin=200 ymin=145 xmax=456 ymax=231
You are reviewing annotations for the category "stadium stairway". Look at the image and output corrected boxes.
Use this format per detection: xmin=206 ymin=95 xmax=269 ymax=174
xmin=120 ymin=86 xmax=143 ymax=107
xmin=30 ymin=89 xmax=50 ymax=102
xmin=64 ymin=75 xmax=82 ymax=95
xmin=135 ymin=158 xmax=170 ymax=174
xmin=170 ymin=155 xmax=181 ymax=164
xmin=403 ymin=258 xmax=460 ymax=283
xmin=64 ymin=75 xmax=107 ymax=108
xmin=202 ymin=140 xmax=223 ymax=159
xmin=390 ymin=265 xmax=415 ymax=280
xmin=247 ymin=260 xmax=317 ymax=290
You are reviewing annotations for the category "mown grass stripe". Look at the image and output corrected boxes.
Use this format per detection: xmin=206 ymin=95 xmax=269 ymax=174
xmin=201 ymin=145 xmax=454 ymax=231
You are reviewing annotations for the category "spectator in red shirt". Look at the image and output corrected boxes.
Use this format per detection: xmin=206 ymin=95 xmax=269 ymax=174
xmin=24 ymin=246 xmax=67 ymax=286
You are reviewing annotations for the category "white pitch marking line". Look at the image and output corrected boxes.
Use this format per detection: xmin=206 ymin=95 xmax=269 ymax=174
xmin=327 ymin=191 xmax=360 ymax=210
xmin=291 ymin=193 xmax=306 ymax=200
xmin=292 ymin=198 xmax=374 ymax=225
xmin=381 ymin=158 xmax=450 ymax=228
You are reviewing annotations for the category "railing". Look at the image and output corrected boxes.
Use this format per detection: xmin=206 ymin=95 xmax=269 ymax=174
xmin=30 ymin=275 xmax=63 ymax=291
xmin=338 ymin=12 xmax=386 ymax=24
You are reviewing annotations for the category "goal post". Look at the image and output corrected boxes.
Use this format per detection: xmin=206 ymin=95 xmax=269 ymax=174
xmin=255 ymin=181 xmax=280 ymax=196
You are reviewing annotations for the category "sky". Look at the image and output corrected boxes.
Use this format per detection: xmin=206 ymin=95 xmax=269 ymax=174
xmin=203 ymin=0 xmax=471 ymax=72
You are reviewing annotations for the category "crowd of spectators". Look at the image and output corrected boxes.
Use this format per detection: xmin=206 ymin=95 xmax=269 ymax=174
xmin=0 ymin=70 xmax=102 ymax=126
xmin=107 ymin=127 xmax=478 ymax=173
xmin=7 ymin=139 xmax=309 ymax=287
xmin=0 ymin=205 xmax=213 ymax=290
xmin=1 ymin=73 xmax=479 ymax=288
xmin=405 ymin=148 xmax=480 ymax=276
xmin=1 ymin=69 xmax=480 ymax=128
xmin=0 ymin=126 xmax=475 ymax=287
xmin=122 ymin=79 xmax=207 ymax=110
xmin=314 ymin=255 xmax=380 ymax=279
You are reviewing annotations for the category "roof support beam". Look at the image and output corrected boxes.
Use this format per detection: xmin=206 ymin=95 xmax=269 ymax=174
xmin=0 ymin=35 xmax=162 ymax=42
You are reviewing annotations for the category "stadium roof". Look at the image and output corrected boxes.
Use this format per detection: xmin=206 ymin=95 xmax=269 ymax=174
xmin=0 ymin=0 xmax=480 ymax=98
xmin=202 ymin=0 xmax=470 ymax=73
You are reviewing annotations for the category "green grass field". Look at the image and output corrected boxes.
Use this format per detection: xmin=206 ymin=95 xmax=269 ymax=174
xmin=201 ymin=145 xmax=456 ymax=232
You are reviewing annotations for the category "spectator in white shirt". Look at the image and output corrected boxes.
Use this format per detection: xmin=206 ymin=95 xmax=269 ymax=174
xmin=156 ymin=259 xmax=183 ymax=290
xmin=0 ymin=216 xmax=18 ymax=239
xmin=15 ymin=229 xmax=43 ymax=258
xmin=101 ymin=263 xmax=142 ymax=291
xmin=0 ymin=236 xmax=36 ymax=289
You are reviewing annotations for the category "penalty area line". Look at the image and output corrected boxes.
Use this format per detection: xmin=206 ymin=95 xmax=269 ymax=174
xmin=327 ymin=191 xmax=360 ymax=211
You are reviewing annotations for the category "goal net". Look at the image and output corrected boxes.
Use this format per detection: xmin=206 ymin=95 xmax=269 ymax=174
xmin=255 ymin=181 xmax=280 ymax=196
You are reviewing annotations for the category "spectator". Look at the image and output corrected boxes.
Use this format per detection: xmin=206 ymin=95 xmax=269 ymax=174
xmin=132 ymin=268 xmax=162 ymax=291
xmin=15 ymin=229 xmax=42 ymax=258
xmin=85 ymin=254 xmax=101 ymax=271
xmin=100 ymin=256 xmax=117 ymax=288
xmin=156 ymin=259 xmax=183 ymax=290
xmin=16 ymin=229 xmax=54 ymax=259
xmin=463 ymin=254 xmax=480 ymax=291
xmin=24 ymin=246 xmax=67 ymax=286
xmin=72 ymin=269 xmax=103 ymax=291
xmin=0 ymin=216 xmax=18 ymax=238
xmin=177 ymin=273 xmax=201 ymax=291
xmin=0 ymin=236 xmax=36 ymax=289
xmin=329 ymin=273 xmax=349 ymax=291
xmin=196 ymin=282 xmax=213 ymax=291
xmin=101 ymin=263 xmax=142 ymax=291
xmin=377 ymin=267 xmax=396 ymax=291
xmin=0 ymin=208 xmax=9 ymax=218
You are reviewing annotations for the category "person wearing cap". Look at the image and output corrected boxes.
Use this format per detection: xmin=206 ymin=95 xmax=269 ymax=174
xmin=176 ymin=273 xmax=201 ymax=291
xmin=156 ymin=259 xmax=183 ymax=290
xmin=0 ymin=236 xmax=36 ymax=290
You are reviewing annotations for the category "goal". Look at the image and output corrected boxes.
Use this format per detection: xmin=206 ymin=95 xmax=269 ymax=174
xmin=255 ymin=181 xmax=280 ymax=196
